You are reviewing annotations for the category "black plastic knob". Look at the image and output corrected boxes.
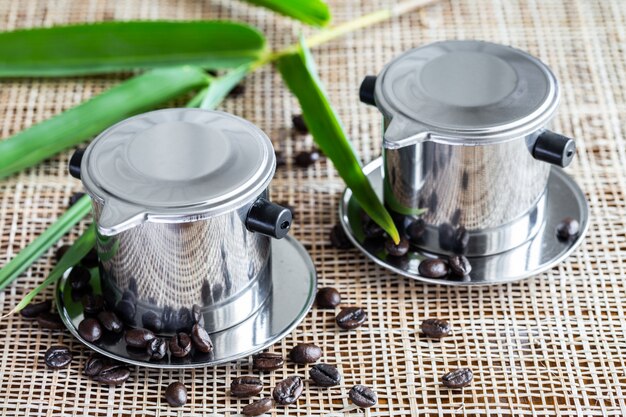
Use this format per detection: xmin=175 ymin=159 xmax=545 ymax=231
xmin=359 ymin=75 xmax=377 ymax=106
xmin=69 ymin=148 xmax=85 ymax=179
xmin=532 ymin=130 xmax=576 ymax=167
xmin=246 ymin=198 xmax=292 ymax=239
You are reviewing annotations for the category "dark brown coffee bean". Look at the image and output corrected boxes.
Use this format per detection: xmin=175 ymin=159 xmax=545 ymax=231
xmin=68 ymin=192 xmax=85 ymax=207
xmin=79 ymin=318 xmax=102 ymax=342
xmin=289 ymin=343 xmax=322 ymax=364
xmin=115 ymin=299 xmax=136 ymax=324
xmin=336 ymin=307 xmax=367 ymax=330
xmin=316 ymin=287 xmax=341 ymax=309
xmin=191 ymin=324 xmax=213 ymax=353
xmin=177 ymin=307 xmax=194 ymax=332
xmin=242 ymin=398 xmax=273 ymax=416
xmin=69 ymin=266 xmax=91 ymax=291
xmin=161 ymin=305 xmax=176 ymax=332
xmin=309 ymin=363 xmax=341 ymax=387
xmin=556 ymin=217 xmax=580 ymax=240
xmin=384 ymin=238 xmax=409 ymax=257
xmin=55 ymin=245 xmax=71 ymax=262
xmin=147 ymin=338 xmax=167 ymax=360
xmin=407 ymin=218 xmax=425 ymax=242
xmin=292 ymin=114 xmax=309 ymax=134
xmin=442 ymin=368 xmax=473 ymax=388
xmin=272 ymin=376 xmax=303 ymax=405
xmin=349 ymin=384 xmax=377 ymax=408
xmin=165 ymin=382 xmax=188 ymax=407
xmin=142 ymin=311 xmax=163 ymax=333
xmin=330 ymin=224 xmax=352 ymax=249
xmin=124 ymin=328 xmax=156 ymax=348
xmin=253 ymin=352 xmax=284 ymax=371
xmin=418 ymin=258 xmax=449 ymax=278
xmin=81 ymin=294 xmax=104 ymax=315
xmin=275 ymin=151 xmax=286 ymax=167
xmin=294 ymin=150 xmax=320 ymax=167
xmin=169 ymin=333 xmax=192 ymax=358
xmin=421 ymin=319 xmax=452 ymax=338
xmin=228 ymin=83 xmax=245 ymax=98
xmin=231 ymin=376 xmax=263 ymax=397
xmin=192 ymin=304 xmax=204 ymax=327
xmin=93 ymin=362 xmax=131 ymax=385
xmin=448 ymin=255 xmax=471 ymax=277
xmin=438 ymin=223 xmax=455 ymax=251
xmin=44 ymin=346 xmax=72 ymax=369
xmin=80 ymin=248 xmax=99 ymax=269
xmin=83 ymin=353 xmax=106 ymax=376
xmin=20 ymin=299 xmax=51 ymax=318
xmin=454 ymin=226 xmax=469 ymax=253
xmin=97 ymin=311 xmax=123 ymax=333
xmin=36 ymin=312 xmax=64 ymax=330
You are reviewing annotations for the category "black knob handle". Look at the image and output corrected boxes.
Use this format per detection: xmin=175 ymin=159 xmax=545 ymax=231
xmin=246 ymin=198 xmax=292 ymax=239
xmin=532 ymin=130 xmax=576 ymax=167
xmin=359 ymin=75 xmax=377 ymax=106
xmin=69 ymin=148 xmax=85 ymax=179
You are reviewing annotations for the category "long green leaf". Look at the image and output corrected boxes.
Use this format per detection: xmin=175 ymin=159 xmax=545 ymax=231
xmin=0 ymin=21 xmax=266 ymax=77
xmin=0 ymin=66 xmax=210 ymax=179
xmin=241 ymin=0 xmax=330 ymax=26
xmin=276 ymin=37 xmax=400 ymax=243
xmin=199 ymin=64 xmax=252 ymax=110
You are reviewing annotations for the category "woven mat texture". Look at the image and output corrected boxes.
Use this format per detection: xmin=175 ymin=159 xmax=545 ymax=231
xmin=1 ymin=0 xmax=626 ymax=416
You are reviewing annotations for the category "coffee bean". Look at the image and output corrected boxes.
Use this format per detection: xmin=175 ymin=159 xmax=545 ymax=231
xmin=55 ymin=245 xmax=71 ymax=262
xmin=97 ymin=311 xmax=123 ymax=333
xmin=448 ymin=255 xmax=471 ymax=277
xmin=316 ymin=287 xmax=341 ymax=309
xmin=454 ymin=226 xmax=469 ymax=253
xmin=231 ymin=376 xmax=263 ymax=397
xmin=44 ymin=346 xmax=72 ymax=369
xmin=177 ymin=307 xmax=194 ymax=332
xmin=330 ymin=224 xmax=352 ymax=249
xmin=36 ymin=312 xmax=64 ymax=330
xmin=242 ymin=398 xmax=273 ymax=416
xmin=147 ymin=337 xmax=167 ymax=360
xmin=418 ymin=258 xmax=449 ymax=278
xmin=81 ymin=294 xmax=104 ymax=315
xmin=556 ymin=217 xmax=580 ymax=240
xmin=124 ymin=328 xmax=156 ymax=348
xmin=421 ymin=319 xmax=452 ymax=338
xmin=169 ymin=333 xmax=192 ymax=358
xmin=289 ymin=343 xmax=322 ymax=364
xmin=275 ymin=151 xmax=286 ymax=168
xmin=122 ymin=290 xmax=136 ymax=303
xmin=165 ymin=382 xmax=188 ymax=407
xmin=438 ymin=223 xmax=455 ymax=251
xmin=294 ymin=150 xmax=320 ymax=167
xmin=349 ymin=385 xmax=377 ymax=408
xmin=93 ymin=362 xmax=131 ymax=385
xmin=272 ymin=376 xmax=303 ymax=405
xmin=292 ymin=114 xmax=309 ymax=134
xmin=407 ymin=218 xmax=425 ymax=242
xmin=20 ymin=299 xmax=51 ymax=318
xmin=83 ymin=353 xmax=106 ymax=376
xmin=142 ymin=311 xmax=163 ymax=333
xmin=363 ymin=220 xmax=385 ymax=239
xmin=191 ymin=324 xmax=213 ymax=353
xmin=335 ymin=307 xmax=367 ymax=330
xmin=115 ymin=299 xmax=136 ymax=324
xmin=192 ymin=304 xmax=204 ymax=327
xmin=80 ymin=248 xmax=99 ymax=269
xmin=79 ymin=318 xmax=103 ymax=342
xmin=161 ymin=305 xmax=176 ymax=332
xmin=253 ymin=352 xmax=284 ymax=371
xmin=442 ymin=368 xmax=473 ymax=388
xmin=309 ymin=363 xmax=341 ymax=387
xmin=69 ymin=266 xmax=91 ymax=291
xmin=385 ymin=238 xmax=409 ymax=257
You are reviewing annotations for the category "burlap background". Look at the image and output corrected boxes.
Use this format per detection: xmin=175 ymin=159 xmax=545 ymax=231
xmin=1 ymin=0 xmax=625 ymax=415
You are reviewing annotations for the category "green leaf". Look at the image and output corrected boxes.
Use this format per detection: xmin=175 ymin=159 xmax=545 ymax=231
xmin=241 ymin=0 xmax=330 ymax=26
xmin=199 ymin=64 xmax=252 ymax=110
xmin=0 ymin=21 xmax=266 ymax=77
xmin=0 ymin=66 xmax=210 ymax=179
xmin=276 ymin=37 xmax=400 ymax=243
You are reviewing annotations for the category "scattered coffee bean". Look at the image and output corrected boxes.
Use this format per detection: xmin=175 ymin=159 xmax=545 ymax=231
xmin=292 ymin=114 xmax=309 ymax=134
xmin=122 ymin=290 xmax=136 ymax=303
xmin=385 ymin=238 xmax=409 ymax=257
xmin=169 ymin=333 xmax=192 ymax=358
xmin=242 ymin=398 xmax=273 ymax=416
xmin=289 ymin=343 xmax=322 ymax=364
xmin=556 ymin=217 xmax=580 ymax=240
xmin=80 ymin=248 xmax=99 ymax=269
xmin=421 ymin=319 xmax=452 ymax=338
xmin=316 ymin=287 xmax=341 ymax=309
xmin=97 ymin=311 xmax=123 ymax=333
xmin=36 ymin=312 xmax=64 ymax=330
xmin=142 ymin=311 xmax=163 ymax=333
xmin=418 ymin=258 xmax=449 ymax=278
xmin=441 ymin=368 xmax=473 ymax=388
xmin=191 ymin=323 xmax=213 ymax=353
xmin=68 ymin=192 xmax=85 ymax=208
xmin=83 ymin=353 xmax=106 ymax=376
xmin=272 ymin=376 xmax=303 ymax=405
xmin=294 ymin=150 xmax=320 ymax=167
xmin=55 ymin=245 xmax=71 ymax=262
xmin=438 ymin=223 xmax=455 ymax=251
xmin=309 ymin=363 xmax=341 ymax=387
xmin=165 ymin=382 xmax=188 ymax=407
xmin=329 ymin=224 xmax=352 ymax=249
xmin=93 ymin=362 xmax=131 ymax=385
xmin=275 ymin=151 xmax=286 ymax=167
xmin=349 ymin=384 xmax=377 ymax=408
xmin=335 ymin=307 xmax=367 ymax=330
xmin=147 ymin=337 xmax=167 ymax=360
xmin=44 ymin=346 xmax=72 ymax=369
xmin=231 ymin=376 xmax=263 ymax=397
xmin=115 ymin=299 xmax=136 ymax=324
xmin=253 ymin=352 xmax=284 ymax=371
xmin=161 ymin=306 xmax=176 ymax=332
xmin=81 ymin=294 xmax=104 ymax=315
xmin=454 ymin=226 xmax=469 ymax=253
xmin=192 ymin=304 xmax=205 ymax=327
xmin=177 ymin=307 xmax=194 ymax=332
xmin=68 ymin=266 xmax=91 ymax=291
xmin=20 ymin=299 xmax=51 ymax=318
xmin=448 ymin=255 xmax=471 ymax=277
xmin=124 ymin=328 xmax=156 ymax=348
xmin=407 ymin=218 xmax=425 ymax=242
xmin=78 ymin=318 xmax=103 ymax=342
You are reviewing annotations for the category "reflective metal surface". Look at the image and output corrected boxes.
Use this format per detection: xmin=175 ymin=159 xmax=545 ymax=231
xmin=56 ymin=236 xmax=317 ymax=369
xmin=340 ymin=158 xmax=589 ymax=286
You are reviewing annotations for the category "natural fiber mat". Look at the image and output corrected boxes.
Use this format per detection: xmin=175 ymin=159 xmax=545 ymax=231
xmin=1 ymin=0 xmax=625 ymax=415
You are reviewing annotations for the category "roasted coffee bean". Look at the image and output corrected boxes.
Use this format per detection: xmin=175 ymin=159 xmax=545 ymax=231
xmin=44 ymin=346 xmax=72 ymax=369
xmin=177 ymin=307 xmax=194 ymax=332
xmin=97 ymin=311 xmax=123 ymax=333
xmin=407 ymin=218 xmax=425 ymax=242
xmin=68 ymin=266 xmax=91 ymax=291
xmin=253 ymin=352 xmax=284 ymax=371
xmin=79 ymin=318 xmax=103 ymax=342
xmin=127 ymin=277 xmax=138 ymax=295
xmin=169 ymin=333 xmax=192 ymax=358
xmin=384 ymin=238 xmax=409 ymax=257
xmin=142 ymin=311 xmax=163 ymax=333
xmin=421 ymin=319 xmax=452 ymax=338
xmin=36 ymin=312 xmax=64 ymax=330
xmin=115 ymin=299 xmax=136 ymax=324
xmin=442 ymin=368 xmax=473 ymax=388
xmin=55 ymin=245 xmax=71 ymax=262
xmin=275 ymin=151 xmax=286 ymax=167
xmin=418 ymin=258 xmax=449 ymax=278
xmin=165 ymin=382 xmax=188 ymax=407
xmin=242 ymin=398 xmax=273 ymax=416
xmin=294 ymin=150 xmax=320 ymax=167
xmin=147 ymin=338 xmax=167 ymax=360
xmin=20 ymin=299 xmax=51 ymax=318
xmin=192 ymin=304 xmax=205 ymax=327
xmin=121 ymin=290 xmax=136 ymax=303
xmin=161 ymin=306 xmax=176 ymax=332
xmin=335 ymin=307 xmax=367 ymax=330
xmin=329 ymin=224 xmax=352 ymax=249
xmin=349 ymin=385 xmax=377 ymax=408
xmin=454 ymin=226 xmax=469 ymax=253
xmin=438 ymin=223 xmax=455 ymax=251
xmin=272 ymin=376 xmax=303 ymax=405
xmin=309 ymin=363 xmax=341 ymax=387
xmin=289 ymin=343 xmax=322 ymax=364
xmin=231 ymin=376 xmax=263 ymax=397
xmin=316 ymin=287 xmax=341 ymax=309
xmin=556 ymin=217 xmax=580 ymax=240
xmin=124 ymin=328 xmax=156 ymax=348
xmin=363 ymin=220 xmax=385 ymax=239
xmin=228 ymin=83 xmax=245 ymax=97
xmin=81 ymin=294 xmax=104 ymax=315
xmin=448 ymin=255 xmax=471 ymax=277
xmin=80 ymin=248 xmax=99 ymax=269
xmin=292 ymin=114 xmax=309 ymax=134
xmin=83 ymin=353 xmax=106 ymax=376
xmin=68 ymin=192 xmax=85 ymax=207
xmin=191 ymin=324 xmax=213 ymax=353
xmin=93 ymin=362 xmax=131 ymax=385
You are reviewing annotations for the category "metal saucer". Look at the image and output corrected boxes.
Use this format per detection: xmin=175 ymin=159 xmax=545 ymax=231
xmin=56 ymin=236 xmax=316 ymax=368
xmin=340 ymin=158 xmax=589 ymax=286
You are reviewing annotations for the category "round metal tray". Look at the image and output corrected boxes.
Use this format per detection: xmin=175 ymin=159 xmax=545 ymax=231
xmin=339 ymin=158 xmax=589 ymax=286
xmin=56 ymin=236 xmax=316 ymax=368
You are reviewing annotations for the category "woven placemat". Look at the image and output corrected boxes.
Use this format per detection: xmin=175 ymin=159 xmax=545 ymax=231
xmin=1 ymin=0 xmax=625 ymax=415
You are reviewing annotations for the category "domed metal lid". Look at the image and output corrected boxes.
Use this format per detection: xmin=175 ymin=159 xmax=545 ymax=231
xmin=81 ymin=108 xmax=275 ymax=235
xmin=375 ymin=40 xmax=560 ymax=148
